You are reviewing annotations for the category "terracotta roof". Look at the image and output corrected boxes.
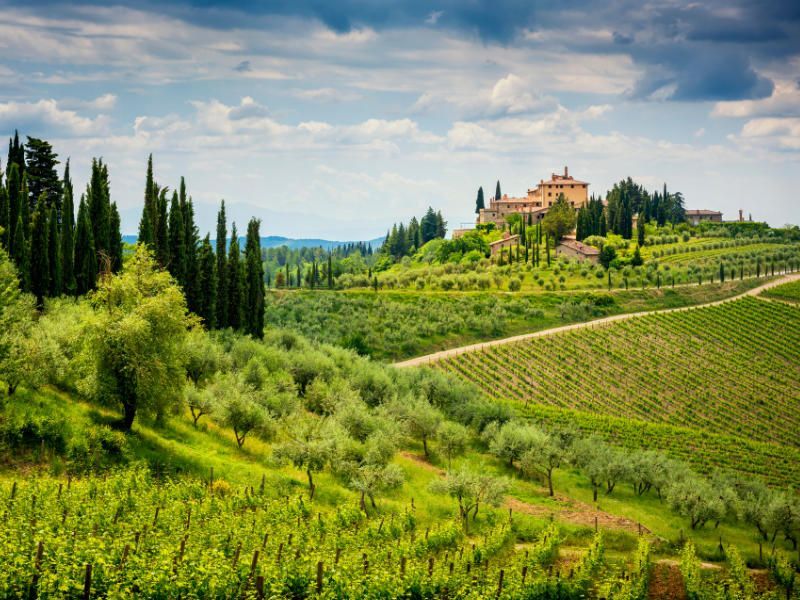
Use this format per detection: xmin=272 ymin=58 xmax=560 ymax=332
xmin=489 ymin=234 xmax=520 ymax=246
xmin=541 ymin=178 xmax=588 ymax=185
xmin=686 ymin=209 xmax=722 ymax=216
xmin=557 ymin=239 xmax=600 ymax=256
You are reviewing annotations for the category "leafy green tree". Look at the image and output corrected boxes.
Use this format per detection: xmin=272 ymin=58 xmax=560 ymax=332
xmin=349 ymin=462 xmax=404 ymax=513
xmin=74 ymin=196 xmax=96 ymax=295
xmin=630 ymin=245 xmax=643 ymax=267
xmin=667 ymin=476 xmax=726 ymax=530
xmin=486 ymin=420 xmax=538 ymax=467
xmin=6 ymin=163 xmax=22 ymax=259
xmin=388 ymin=396 xmax=442 ymax=457
xmin=599 ymin=245 xmax=617 ymax=269
xmin=185 ymin=383 xmax=217 ymax=427
xmin=212 ymin=373 xmax=274 ymax=448
xmin=519 ymin=429 xmax=567 ymax=496
xmin=227 ymin=223 xmax=243 ymax=330
xmin=87 ymin=245 xmax=194 ymax=431
xmin=436 ymin=421 xmax=470 ymax=468
xmin=184 ymin=329 xmax=225 ymax=385
xmin=215 ymin=201 xmax=228 ymax=328
xmin=244 ymin=218 xmax=265 ymax=338
xmin=181 ymin=187 xmax=200 ymax=312
xmin=273 ymin=414 xmax=338 ymax=499
xmin=155 ymin=187 xmax=169 ymax=267
xmin=542 ymin=193 xmax=577 ymax=241
xmin=637 ymin=219 xmax=645 ymax=246
xmin=0 ymin=186 xmax=8 ymax=251
xmin=430 ymin=468 xmax=508 ymax=532
xmin=12 ymin=215 xmax=28 ymax=289
xmin=29 ymin=194 xmax=50 ymax=306
xmin=420 ymin=207 xmax=438 ymax=243
xmin=0 ymin=246 xmax=37 ymax=394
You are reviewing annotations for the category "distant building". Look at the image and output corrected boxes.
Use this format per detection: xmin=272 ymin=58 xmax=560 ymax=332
xmin=477 ymin=167 xmax=589 ymax=227
xmin=489 ymin=232 xmax=519 ymax=257
xmin=555 ymin=239 xmax=600 ymax=263
xmin=686 ymin=209 xmax=722 ymax=226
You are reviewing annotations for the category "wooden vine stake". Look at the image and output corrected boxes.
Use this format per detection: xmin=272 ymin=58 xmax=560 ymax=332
xmin=255 ymin=576 xmax=264 ymax=600
xmin=83 ymin=563 xmax=92 ymax=600
xmin=30 ymin=540 xmax=44 ymax=598
xmin=316 ymin=561 xmax=323 ymax=594
xmin=496 ymin=569 xmax=504 ymax=598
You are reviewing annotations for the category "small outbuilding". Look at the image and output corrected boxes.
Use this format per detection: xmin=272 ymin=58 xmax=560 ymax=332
xmin=555 ymin=239 xmax=600 ymax=263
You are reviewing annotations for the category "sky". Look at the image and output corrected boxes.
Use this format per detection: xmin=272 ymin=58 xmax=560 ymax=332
xmin=0 ymin=0 xmax=799 ymax=239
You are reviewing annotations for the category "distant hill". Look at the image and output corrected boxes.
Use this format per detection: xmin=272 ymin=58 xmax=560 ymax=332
xmin=122 ymin=235 xmax=385 ymax=251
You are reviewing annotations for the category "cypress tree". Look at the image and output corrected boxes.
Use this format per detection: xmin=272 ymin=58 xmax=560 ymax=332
xmin=0 ymin=184 xmax=8 ymax=251
xmin=495 ymin=180 xmax=501 ymax=201
xmin=244 ymin=218 xmax=265 ymax=338
xmin=25 ymin=138 xmax=62 ymax=213
xmin=13 ymin=214 xmax=28 ymax=290
xmin=167 ymin=191 xmax=185 ymax=283
xmin=61 ymin=184 xmax=76 ymax=294
xmin=29 ymin=195 xmax=50 ymax=306
xmin=108 ymin=202 xmax=123 ymax=273
xmin=328 ymin=253 xmax=333 ymax=289
xmin=475 ymin=186 xmax=485 ymax=214
xmin=227 ymin=222 xmax=242 ymax=330
xmin=182 ymin=184 xmax=200 ymax=312
xmin=637 ymin=217 xmax=645 ymax=247
xmin=87 ymin=158 xmax=110 ymax=257
xmin=6 ymin=163 xmax=21 ymax=257
xmin=155 ymin=188 xmax=169 ymax=267
xmin=138 ymin=154 xmax=157 ymax=247
xmin=74 ymin=196 xmax=96 ymax=295
xmin=197 ymin=234 xmax=217 ymax=328
xmin=435 ymin=211 xmax=447 ymax=238
xmin=20 ymin=173 xmax=30 ymax=236
xmin=215 ymin=201 xmax=228 ymax=328
xmin=48 ymin=204 xmax=61 ymax=296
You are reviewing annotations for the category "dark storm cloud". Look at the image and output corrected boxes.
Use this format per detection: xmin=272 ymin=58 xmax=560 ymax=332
xmin=8 ymin=0 xmax=800 ymax=102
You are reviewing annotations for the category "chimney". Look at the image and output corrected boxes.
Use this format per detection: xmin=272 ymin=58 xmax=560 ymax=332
xmin=564 ymin=166 xmax=568 ymax=178
xmin=739 ymin=209 xmax=743 ymax=222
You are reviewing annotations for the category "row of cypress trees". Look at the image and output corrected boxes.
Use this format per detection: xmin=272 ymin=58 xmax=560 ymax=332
xmin=0 ymin=132 xmax=123 ymax=306
xmin=136 ymin=155 xmax=264 ymax=338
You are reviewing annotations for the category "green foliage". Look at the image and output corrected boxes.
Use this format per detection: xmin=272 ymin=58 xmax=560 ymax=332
xmin=542 ymin=193 xmax=577 ymax=241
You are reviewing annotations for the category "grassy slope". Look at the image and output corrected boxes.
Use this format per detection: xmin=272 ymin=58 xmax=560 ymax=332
xmin=1 ymin=385 xmax=790 ymax=570
xmin=266 ymin=278 xmax=771 ymax=361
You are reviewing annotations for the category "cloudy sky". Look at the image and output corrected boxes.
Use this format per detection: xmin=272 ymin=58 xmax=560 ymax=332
xmin=1 ymin=0 xmax=799 ymax=238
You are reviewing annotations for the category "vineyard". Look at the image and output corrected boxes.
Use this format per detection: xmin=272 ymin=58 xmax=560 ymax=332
xmin=4 ymin=468 xmax=793 ymax=599
xmin=436 ymin=297 xmax=800 ymax=484
xmin=763 ymin=279 xmax=800 ymax=303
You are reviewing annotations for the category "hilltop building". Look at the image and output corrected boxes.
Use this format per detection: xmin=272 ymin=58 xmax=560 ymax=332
xmin=477 ymin=167 xmax=589 ymax=227
xmin=685 ymin=209 xmax=723 ymax=226
xmin=489 ymin=232 xmax=519 ymax=257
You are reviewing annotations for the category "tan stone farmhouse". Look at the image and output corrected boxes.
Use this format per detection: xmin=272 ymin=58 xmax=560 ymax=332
xmin=478 ymin=167 xmax=589 ymax=227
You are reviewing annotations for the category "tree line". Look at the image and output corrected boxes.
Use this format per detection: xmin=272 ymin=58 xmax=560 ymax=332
xmin=0 ymin=132 xmax=123 ymax=306
xmin=381 ymin=207 xmax=447 ymax=261
xmin=577 ymin=178 xmax=686 ymax=241
xmin=0 ymin=133 xmax=266 ymax=339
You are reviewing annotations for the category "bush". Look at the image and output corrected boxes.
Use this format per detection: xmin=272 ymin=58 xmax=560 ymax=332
xmin=68 ymin=425 xmax=129 ymax=472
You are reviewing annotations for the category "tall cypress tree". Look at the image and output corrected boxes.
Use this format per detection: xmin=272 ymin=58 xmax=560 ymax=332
xmin=215 ymin=201 xmax=228 ymax=328
xmin=74 ymin=196 xmax=96 ymax=295
xmin=87 ymin=158 xmax=110 ymax=257
xmin=6 ymin=162 xmax=21 ymax=258
xmin=48 ymin=204 xmax=61 ymax=296
xmin=12 ymin=215 xmax=28 ymax=290
xmin=138 ymin=154 xmax=157 ymax=247
xmin=155 ymin=188 xmax=169 ymax=267
xmin=227 ymin=223 xmax=242 ymax=330
xmin=181 ymin=181 xmax=200 ymax=312
xmin=167 ymin=191 xmax=185 ymax=283
xmin=60 ymin=184 xmax=76 ymax=294
xmin=495 ymin=180 xmax=501 ymax=201
xmin=0 ymin=183 xmax=8 ymax=251
xmin=29 ymin=195 xmax=50 ymax=306
xmin=108 ymin=202 xmax=123 ymax=273
xmin=197 ymin=234 xmax=217 ymax=329
xmin=244 ymin=218 xmax=265 ymax=338
xmin=475 ymin=186 xmax=485 ymax=214
xmin=25 ymin=138 xmax=62 ymax=213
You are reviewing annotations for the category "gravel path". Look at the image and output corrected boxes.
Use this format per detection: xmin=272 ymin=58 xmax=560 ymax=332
xmin=393 ymin=273 xmax=800 ymax=368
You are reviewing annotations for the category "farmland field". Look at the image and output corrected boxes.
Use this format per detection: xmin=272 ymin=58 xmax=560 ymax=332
xmin=762 ymin=279 xmax=800 ymax=303
xmin=436 ymin=296 xmax=800 ymax=485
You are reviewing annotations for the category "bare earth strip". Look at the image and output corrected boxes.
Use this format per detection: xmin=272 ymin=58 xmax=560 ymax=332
xmin=393 ymin=273 xmax=800 ymax=368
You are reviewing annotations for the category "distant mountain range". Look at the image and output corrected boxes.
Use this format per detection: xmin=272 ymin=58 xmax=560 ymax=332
xmin=122 ymin=235 xmax=385 ymax=251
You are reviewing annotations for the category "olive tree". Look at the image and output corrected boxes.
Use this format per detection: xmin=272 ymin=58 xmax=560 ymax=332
xmin=212 ymin=373 xmax=274 ymax=448
xmin=273 ymin=414 xmax=338 ymax=500
xmin=518 ymin=428 xmax=567 ymax=497
xmin=387 ymin=396 xmax=442 ymax=458
xmin=486 ymin=420 xmax=539 ymax=468
xmin=88 ymin=245 xmax=195 ymax=430
xmin=667 ymin=476 xmax=727 ymax=530
xmin=436 ymin=421 xmax=470 ymax=468
xmin=430 ymin=467 xmax=508 ymax=533
xmin=185 ymin=384 xmax=217 ymax=427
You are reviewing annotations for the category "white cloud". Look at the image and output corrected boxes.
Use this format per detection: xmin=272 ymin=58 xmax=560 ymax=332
xmin=425 ymin=11 xmax=444 ymax=25
xmin=293 ymin=87 xmax=362 ymax=102
xmin=712 ymin=80 xmax=800 ymax=118
xmin=0 ymin=98 xmax=109 ymax=136
xmin=60 ymin=93 xmax=118 ymax=111
xmin=737 ymin=118 xmax=800 ymax=151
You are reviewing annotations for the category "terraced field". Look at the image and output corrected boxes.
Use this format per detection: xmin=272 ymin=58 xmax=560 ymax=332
xmin=436 ymin=297 xmax=800 ymax=485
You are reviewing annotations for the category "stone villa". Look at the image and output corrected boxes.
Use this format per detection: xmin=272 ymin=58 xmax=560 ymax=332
xmin=477 ymin=167 xmax=589 ymax=227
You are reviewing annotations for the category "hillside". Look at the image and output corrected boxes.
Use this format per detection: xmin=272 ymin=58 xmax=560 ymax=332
xmin=122 ymin=235 xmax=384 ymax=251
